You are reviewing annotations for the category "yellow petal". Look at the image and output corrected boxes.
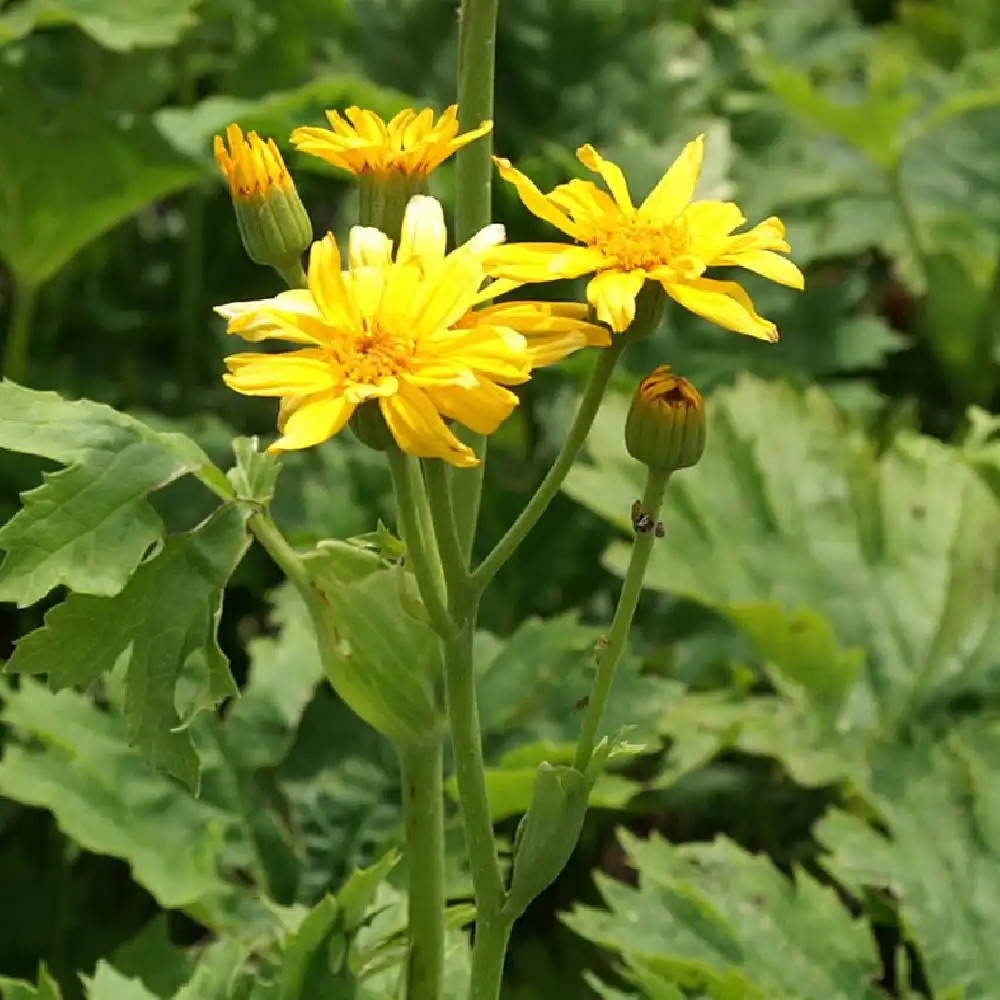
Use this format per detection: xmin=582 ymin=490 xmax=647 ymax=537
xmin=715 ymin=248 xmax=805 ymax=289
xmin=343 ymin=264 xmax=386 ymax=321
xmin=307 ymin=234 xmax=361 ymax=331
xmin=269 ymin=391 xmax=355 ymax=452
xmin=348 ymin=226 xmax=393 ymax=269
xmin=681 ymin=200 xmax=747 ymax=259
xmin=421 ymin=325 xmax=530 ymax=385
xmin=662 ymin=277 xmax=779 ymax=342
xmin=586 ymin=269 xmax=647 ymax=332
xmin=215 ymin=289 xmax=324 ymax=344
xmin=424 ymin=379 xmax=519 ymax=435
xmin=548 ymin=178 xmax=619 ymax=231
xmin=493 ymin=156 xmax=583 ymax=239
xmin=398 ymin=195 xmax=448 ymax=267
xmin=223 ymin=351 xmax=337 ymax=396
xmin=576 ymin=145 xmax=634 ymax=213
xmin=639 ymin=134 xmax=704 ymax=221
xmin=484 ymin=243 xmax=605 ymax=283
xmin=379 ymin=383 xmax=478 ymax=467
xmin=411 ymin=248 xmax=486 ymax=337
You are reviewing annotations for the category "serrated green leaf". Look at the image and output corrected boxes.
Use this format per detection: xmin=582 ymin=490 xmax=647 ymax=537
xmin=565 ymin=832 xmax=883 ymax=1000
xmin=0 ymin=69 xmax=199 ymax=286
xmin=0 ymin=681 xmax=230 ymax=908
xmin=6 ymin=505 xmax=249 ymax=787
xmin=82 ymin=963 xmax=159 ymax=1000
xmin=0 ymin=0 xmax=201 ymax=51
xmin=819 ymin=723 xmax=1000 ymax=1000
xmin=0 ymin=381 xmax=223 ymax=607
xmin=0 ymin=966 xmax=62 ymax=1000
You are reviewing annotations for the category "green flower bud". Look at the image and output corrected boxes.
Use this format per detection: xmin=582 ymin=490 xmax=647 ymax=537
xmin=625 ymin=366 xmax=705 ymax=473
xmin=349 ymin=400 xmax=396 ymax=452
xmin=214 ymin=124 xmax=312 ymax=273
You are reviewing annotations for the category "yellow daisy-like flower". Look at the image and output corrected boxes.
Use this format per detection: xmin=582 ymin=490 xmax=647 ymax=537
xmin=217 ymin=197 xmax=604 ymax=467
xmin=487 ymin=135 xmax=804 ymax=340
xmin=214 ymin=123 xmax=294 ymax=199
xmin=290 ymin=105 xmax=492 ymax=179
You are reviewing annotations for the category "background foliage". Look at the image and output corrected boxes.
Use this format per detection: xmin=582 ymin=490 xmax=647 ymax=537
xmin=2 ymin=0 xmax=1000 ymax=996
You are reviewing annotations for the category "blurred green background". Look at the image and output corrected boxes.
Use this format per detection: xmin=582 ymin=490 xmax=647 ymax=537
xmin=3 ymin=0 xmax=1000 ymax=997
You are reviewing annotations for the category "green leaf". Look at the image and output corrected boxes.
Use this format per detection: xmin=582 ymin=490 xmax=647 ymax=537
xmin=0 ymin=381 xmax=223 ymax=608
xmin=504 ymin=763 xmax=589 ymax=920
xmin=5 ymin=505 xmax=249 ymax=787
xmin=0 ymin=68 xmax=200 ymax=287
xmin=82 ymin=964 xmax=159 ymax=1000
xmin=229 ymin=438 xmax=282 ymax=507
xmin=0 ymin=967 xmax=62 ymax=1000
xmin=566 ymin=378 xmax=1000 ymax=757
xmin=0 ymin=0 xmax=201 ymax=51
xmin=0 ymin=681 xmax=230 ymax=909
xmin=565 ymin=831 xmax=883 ymax=1000
xmin=819 ymin=723 xmax=1000 ymax=1000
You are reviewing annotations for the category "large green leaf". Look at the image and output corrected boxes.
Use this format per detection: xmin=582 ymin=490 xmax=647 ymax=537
xmin=819 ymin=722 xmax=1000 ymax=1000
xmin=0 ymin=0 xmax=201 ymax=50
xmin=565 ymin=830 xmax=883 ymax=1000
xmin=565 ymin=377 xmax=1000 ymax=771
xmin=5 ymin=505 xmax=249 ymax=787
xmin=0 ymin=967 xmax=62 ymax=1000
xmin=0 ymin=681 xmax=231 ymax=909
xmin=0 ymin=68 xmax=199 ymax=287
xmin=0 ymin=381 xmax=225 ymax=608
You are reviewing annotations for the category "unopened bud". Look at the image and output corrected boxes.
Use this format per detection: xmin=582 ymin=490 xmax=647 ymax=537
xmin=625 ymin=366 xmax=705 ymax=474
xmin=214 ymin=124 xmax=312 ymax=274
xmin=349 ymin=401 xmax=395 ymax=452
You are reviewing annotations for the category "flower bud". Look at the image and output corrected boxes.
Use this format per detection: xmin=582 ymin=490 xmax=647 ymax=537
xmin=625 ymin=366 xmax=705 ymax=473
xmin=349 ymin=400 xmax=396 ymax=452
xmin=214 ymin=124 xmax=312 ymax=275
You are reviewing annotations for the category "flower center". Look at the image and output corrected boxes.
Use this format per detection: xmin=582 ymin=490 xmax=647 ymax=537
xmin=341 ymin=323 xmax=413 ymax=383
xmin=592 ymin=216 xmax=697 ymax=274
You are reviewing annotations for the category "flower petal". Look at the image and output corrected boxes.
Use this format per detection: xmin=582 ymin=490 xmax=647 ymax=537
xmin=715 ymin=248 xmax=805 ymax=289
xmin=215 ymin=289 xmax=325 ymax=343
xmin=379 ymin=383 xmax=478 ymax=467
xmin=586 ymin=269 xmax=647 ymax=332
xmin=484 ymin=243 xmax=605 ymax=284
xmin=398 ymin=195 xmax=448 ymax=267
xmin=662 ymin=277 xmax=779 ymax=341
xmin=576 ymin=145 xmax=634 ymax=213
xmin=223 ymin=351 xmax=338 ymax=396
xmin=639 ymin=134 xmax=704 ymax=221
xmin=493 ymin=156 xmax=583 ymax=239
xmin=424 ymin=379 xmax=519 ymax=435
xmin=349 ymin=226 xmax=393 ymax=269
xmin=269 ymin=391 xmax=355 ymax=452
xmin=308 ymin=234 xmax=361 ymax=330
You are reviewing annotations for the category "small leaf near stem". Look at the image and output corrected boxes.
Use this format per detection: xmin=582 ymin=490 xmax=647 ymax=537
xmin=3 ymin=278 xmax=37 ymax=383
xmin=573 ymin=466 xmax=670 ymax=772
xmin=471 ymin=337 xmax=626 ymax=594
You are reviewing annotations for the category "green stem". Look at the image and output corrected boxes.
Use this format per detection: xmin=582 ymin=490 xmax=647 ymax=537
xmin=3 ymin=279 xmax=37 ymax=383
xmin=423 ymin=459 xmax=472 ymax=618
xmin=450 ymin=0 xmax=501 ymax=563
xmin=248 ymin=511 xmax=314 ymax=597
xmin=400 ymin=740 xmax=447 ymax=1000
xmin=573 ymin=467 xmax=670 ymax=772
xmin=468 ymin=917 xmax=512 ymax=1000
xmin=410 ymin=455 xmax=448 ymax=600
xmin=388 ymin=449 xmax=459 ymax=639
xmin=472 ymin=339 xmax=625 ymax=594
xmin=443 ymin=625 xmax=505 ymax=924
xmin=274 ymin=258 xmax=308 ymax=289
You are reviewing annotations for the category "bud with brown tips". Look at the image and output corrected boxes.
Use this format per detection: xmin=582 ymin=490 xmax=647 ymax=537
xmin=625 ymin=366 xmax=705 ymax=474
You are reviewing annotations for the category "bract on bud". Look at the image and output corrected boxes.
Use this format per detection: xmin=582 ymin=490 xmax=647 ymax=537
xmin=214 ymin=124 xmax=312 ymax=274
xmin=625 ymin=366 xmax=705 ymax=474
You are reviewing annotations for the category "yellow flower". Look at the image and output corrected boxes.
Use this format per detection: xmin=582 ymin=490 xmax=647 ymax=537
xmin=290 ymin=105 xmax=492 ymax=179
xmin=217 ymin=197 xmax=598 ymax=467
xmin=214 ymin=123 xmax=294 ymax=199
xmin=487 ymin=135 xmax=804 ymax=340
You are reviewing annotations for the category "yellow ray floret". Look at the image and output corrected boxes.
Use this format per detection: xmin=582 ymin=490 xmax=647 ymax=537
xmin=290 ymin=104 xmax=492 ymax=179
xmin=214 ymin=123 xmax=292 ymax=199
xmin=216 ymin=196 xmax=606 ymax=466
xmin=487 ymin=135 xmax=804 ymax=340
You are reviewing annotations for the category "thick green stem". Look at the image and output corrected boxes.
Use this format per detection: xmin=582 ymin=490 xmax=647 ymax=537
xmin=400 ymin=740 xmax=447 ymax=1000
xmin=468 ymin=917 xmax=512 ymax=1000
xmin=574 ymin=467 xmax=670 ymax=771
xmin=410 ymin=455 xmax=448 ymax=600
xmin=450 ymin=0 xmax=501 ymax=562
xmin=274 ymin=258 xmax=308 ymax=289
xmin=423 ymin=459 xmax=472 ymax=618
xmin=444 ymin=626 xmax=505 ymax=917
xmin=472 ymin=339 xmax=625 ymax=594
xmin=388 ymin=449 xmax=459 ymax=639
xmin=3 ymin=279 xmax=37 ymax=383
